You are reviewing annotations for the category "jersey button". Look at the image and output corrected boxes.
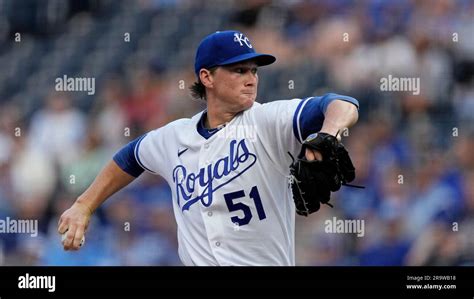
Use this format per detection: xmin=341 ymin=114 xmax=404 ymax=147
xmin=215 ymin=241 xmax=221 ymax=247
xmin=207 ymin=211 xmax=213 ymax=217
xmin=204 ymin=143 xmax=209 ymax=149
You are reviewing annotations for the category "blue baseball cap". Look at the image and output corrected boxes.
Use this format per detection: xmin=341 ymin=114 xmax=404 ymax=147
xmin=194 ymin=30 xmax=276 ymax=77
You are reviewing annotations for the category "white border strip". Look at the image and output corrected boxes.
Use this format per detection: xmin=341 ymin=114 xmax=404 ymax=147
xmin=296 ymin=97 xmax=311 ymax=143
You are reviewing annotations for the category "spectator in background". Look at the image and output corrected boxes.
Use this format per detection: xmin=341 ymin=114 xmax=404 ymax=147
xmin=9 ymin=127 xmax=56 ymax=223
xmin=1 ymin=128 xmax=54 ymax=265
xmin=405 ymin=221 xmax=464 ymax=266
xmin=284 ymin=0 xmax=327 ymax=43
xmin=92 ymin=75 xmax=128 ymax=154
xmin=408 ymin=166 xmax=472 ymax=266
xmin=404 ymin=152 xmax=460 ymax=240
xmin=28 ymin=91 xmax=86 ymax=168
xmin=337 ymin=123 xmax=378 ymax=219
xmin=357 ymin=216 xmax=411 ymax=266
xmin=295 ymin=207 xmax=352 ymax=266
xmin=122 ymin=62 xmax=170 ymax=134
xmin=458 ymin=170 xmax=474 ymax=265
xmin=0 ymin=103 xmax=20 ymax=214
xmin=60 ymin=124 xmax=109 ymax=195
xmin=452 ymin=60 xmax=474 ymax=123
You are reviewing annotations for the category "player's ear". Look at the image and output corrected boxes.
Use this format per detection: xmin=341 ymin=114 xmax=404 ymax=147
xmin=199 ymin=68 xmax=214 ymax=88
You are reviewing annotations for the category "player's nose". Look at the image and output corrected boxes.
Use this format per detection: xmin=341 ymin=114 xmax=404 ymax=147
xmin=244 ymin=72 xmax=258 ymax=87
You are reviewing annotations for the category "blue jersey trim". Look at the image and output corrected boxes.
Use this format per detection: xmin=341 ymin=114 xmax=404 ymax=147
xmin=133 ymin=134 xmax=156 ymax=174
xmin=292 ymin=98 xmax=311 ymax=143
xmin=297 ymin=93 xmax=359 ymax=141
xmin=319 ymin=92 xmax=359 ymax=113
xmin=113 ymin=136 xmax=146 ymax=177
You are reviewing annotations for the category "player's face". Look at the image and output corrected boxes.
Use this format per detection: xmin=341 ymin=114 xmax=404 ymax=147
xmin=211 ymin=61 xmax=259 ymax=111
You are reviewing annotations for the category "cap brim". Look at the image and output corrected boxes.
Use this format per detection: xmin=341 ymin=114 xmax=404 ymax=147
xmin=218 ymin=53 xmax=276 ymax=67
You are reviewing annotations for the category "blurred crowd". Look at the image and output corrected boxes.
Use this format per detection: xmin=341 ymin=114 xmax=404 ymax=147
xmin=0 ymin=0 xmax=473 ymax=266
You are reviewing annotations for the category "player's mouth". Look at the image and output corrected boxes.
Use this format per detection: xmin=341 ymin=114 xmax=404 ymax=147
xmin=241 ymin=93 xmax=256 ymax=100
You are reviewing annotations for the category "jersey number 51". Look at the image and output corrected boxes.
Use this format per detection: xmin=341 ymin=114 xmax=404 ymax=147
xmin=224 ymin=186 xmax=266 ymax=226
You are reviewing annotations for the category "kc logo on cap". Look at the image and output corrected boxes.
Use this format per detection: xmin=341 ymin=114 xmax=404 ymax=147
xmin=194 ymin=30 xmax=276 ymax=77
xmin=233 ymin=33 xmax=252 ymax=48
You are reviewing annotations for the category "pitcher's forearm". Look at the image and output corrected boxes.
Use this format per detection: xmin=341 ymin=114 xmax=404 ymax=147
xmin=76 ymin=160 xmax=136 ymax=213
xmin=320 ymin=100 xmax=359 ymax=136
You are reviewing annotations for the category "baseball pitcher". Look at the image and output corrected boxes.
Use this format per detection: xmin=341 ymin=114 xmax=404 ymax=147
xmin=58 ymin=30 xmax=360 ymax=266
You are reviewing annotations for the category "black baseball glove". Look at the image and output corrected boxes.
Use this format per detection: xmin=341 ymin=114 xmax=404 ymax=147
xmin=289 ymin=132 xmax=360 ymax=216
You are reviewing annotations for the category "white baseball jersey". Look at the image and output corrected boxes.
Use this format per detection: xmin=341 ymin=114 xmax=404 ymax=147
xmin=113 ymin=93 xmax=359 ymax=266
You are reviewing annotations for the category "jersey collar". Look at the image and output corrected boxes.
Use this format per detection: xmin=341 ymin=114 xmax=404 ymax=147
xmin=196 ymin=110 xmax=226 ymax=139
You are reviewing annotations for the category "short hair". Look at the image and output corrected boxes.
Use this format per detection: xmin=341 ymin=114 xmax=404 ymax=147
xmin=189 ymin=67 xmax=217 ymax=101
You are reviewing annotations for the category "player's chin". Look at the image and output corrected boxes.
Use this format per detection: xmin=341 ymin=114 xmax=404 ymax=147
xmin=240 ymin=93 xmax=256 ymax=107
